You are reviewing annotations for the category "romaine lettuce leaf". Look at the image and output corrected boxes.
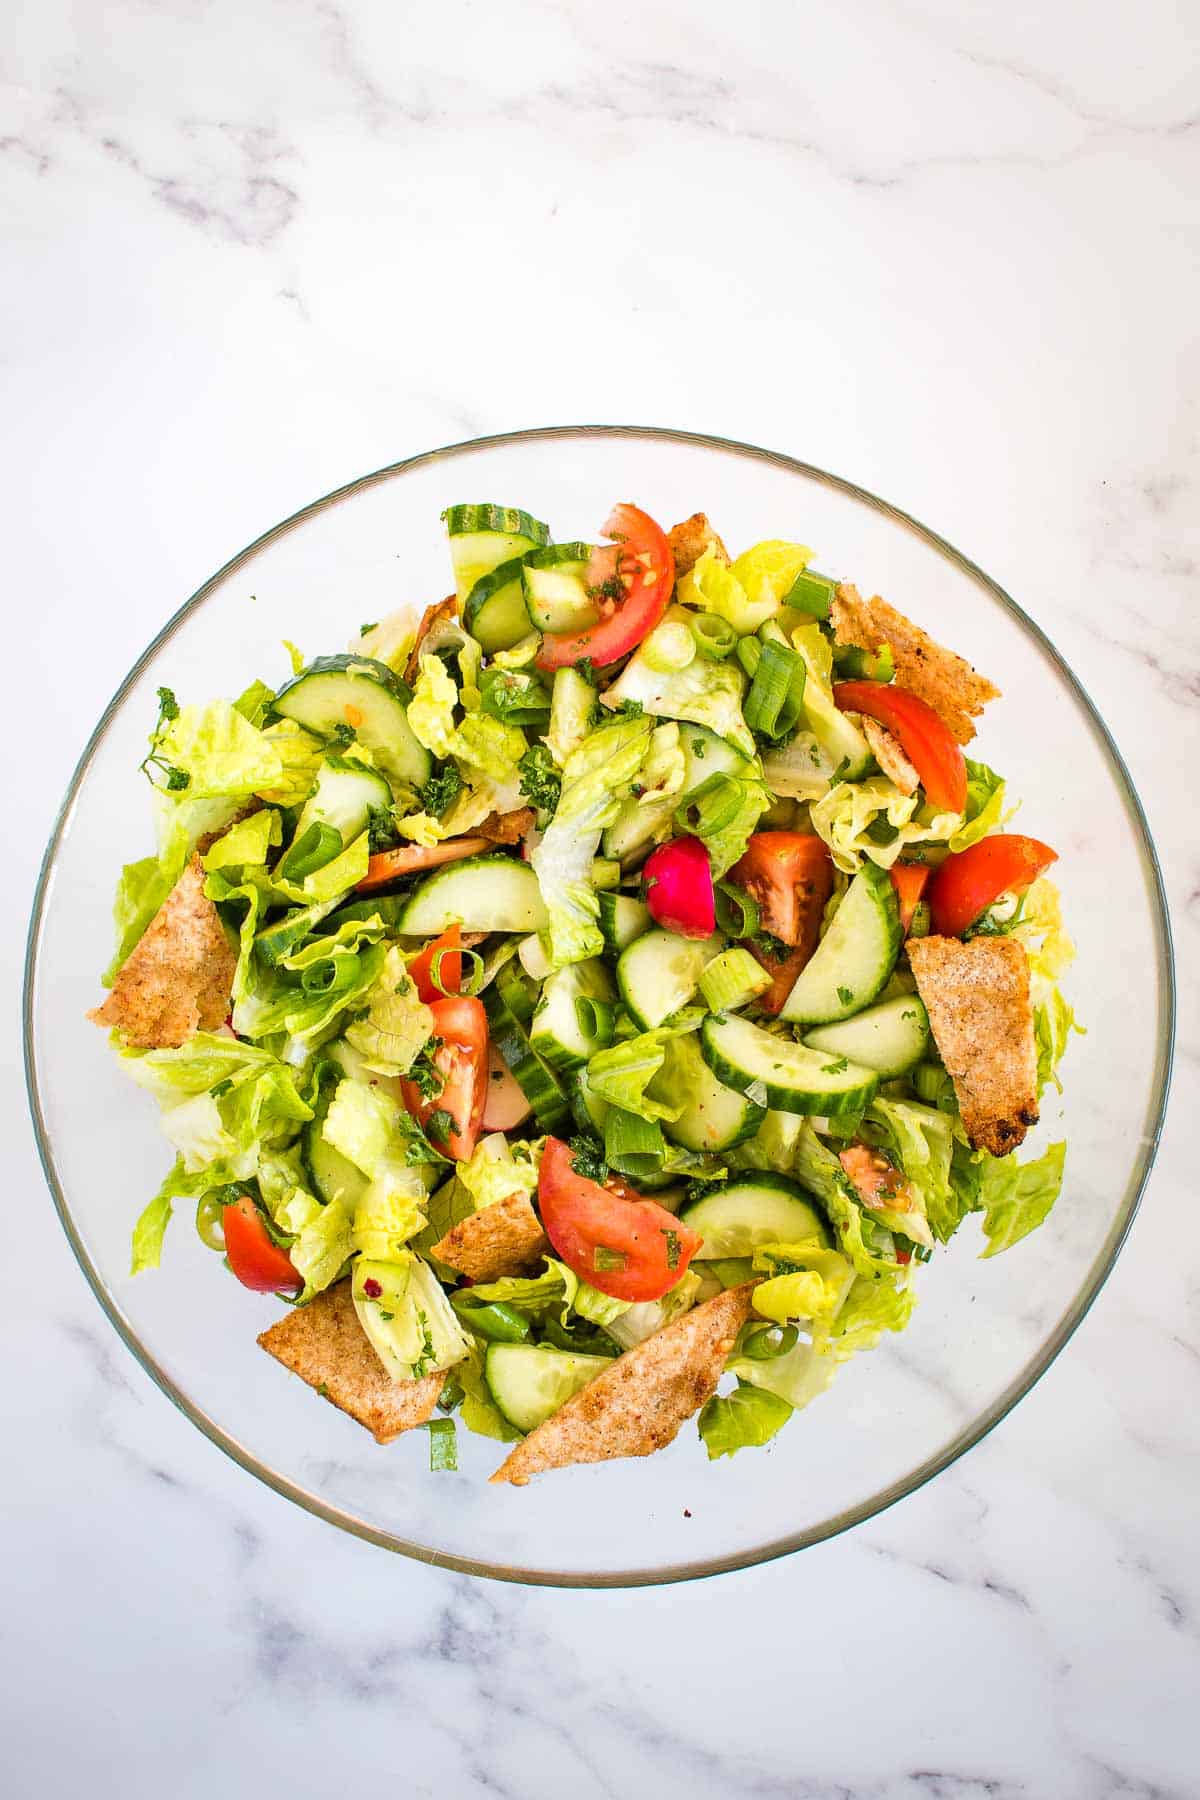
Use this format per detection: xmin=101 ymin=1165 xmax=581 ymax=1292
xmin=286 ymin=1192 xmax=355 ymax=1297
xmin=821 ymin=1266 xmax=916 ymax=1360
xmin=202 ymin=808 xmax=282 ymax=871
xmin=456 ymin=1134 xmax=541 ymax=1212
xmin=727 ymin=1335 xmax=838 ymax=1412
xmin=697 ymin=1381 xmax=793 ymax=1458
xmin=750 ymin=1241 xmax=855 ymax=1326
xmin=156 ymin=701 xmax=283 ymax=799
xmin=585 ymin=1028 xmax=684 ymax=1123
xmin=603 ymin=1270 xmax=702 ymax=1349
xmin=352 ymin=1170 xmax=428 ymax=1261
xmin=969 ymin=1140 xmax=1067 ymax=1257
xmin=256 ymin=719 xmax=324 ymax=807
xmin=793 ymin=1124 xmax=902 ymax=1278
xmin=407 ymin=653 xmax=459 ymax=757
xmin=343 ymin=945 xmax=435 ymax=1075
xmin=601 ymin=613 xmax=753 ymax=754
xmin=810 ymin=775 xmax=962 ymax=873
xmin=864 ymin=1097 xmax=955 ymax=1245
xmin=948 ymin=759 xmax=1015 ymax=853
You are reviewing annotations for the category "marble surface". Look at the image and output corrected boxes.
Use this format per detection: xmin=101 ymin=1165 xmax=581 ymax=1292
xmin=5 ymin=2 xmax=1198 ymax=1794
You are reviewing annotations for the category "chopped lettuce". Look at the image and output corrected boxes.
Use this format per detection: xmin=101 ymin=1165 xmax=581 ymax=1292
xmin=761 ymin=731 xmax=842 ymax=802
xmin=352 ymin=1254 xmax=470 ymax=1381
xmin=949 ymin=759 xmax=1015 ymax=852
xmin=728 ymin=1336 xmax=838 ymax=1412
xmin=257 ymin=719 xmax=324 ymax=807
xmin=343 ymin=945 xmax=435 ymax=1076
xmin=322 ymin=1077 xmax=407 ymax=1177
xmin=793 ymin=1124 xmax=902 ymax=1278
xmin=287 ymin=1191 xmax=355 ymax=1297
xmin=532 ymin=714 xmax=653 ymax=966
xmin=545 ymin=667 xmax=598 ymax=769
xmin=864 ymin=1097 xmax=955 ymax=1246
xmin=601 ymin=612 xmax=753 ymax=754
xmin=155 ymin=700 xmax=284 ymax=799
xmin=750 ymin=1241 xmax=855 ymax=1326
xmin=354 ymin=610 xmax=416 ymax=673
xmin=407 ymin=653 xmax=459 ymax=757
xmin=810 ymin=775 xmax=962 ymax=873
xmin=604 ymin=1270 xmax=703 ymax=1349
xmin=1034 ymin=986 xmax=1080 ymax=1095
xmin=698 ymin=1381 xmax=793 ymax=1458
xmin=202 ymin=808 xmax=282 ymax=871
xmin=457 ymin=1134 xmax=541 ymax=1212
xmin=973 ymin=1141 xmax=1067 ymax=1258
xmin=729 ymin=540 xmax=814 ymax=626
xmin=822 ymin=1266 xmax=916 ymax=1360
xmin=352 ymin=1171 xmax=428 ymax=1261
xmin=585 ymin=1029 xmax=683 ymax=1123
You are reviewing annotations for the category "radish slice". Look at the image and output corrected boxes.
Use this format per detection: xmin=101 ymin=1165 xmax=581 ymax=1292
xmin=642 ymin=836 xmax=716 ymax=939
xmin=481 ymin=1041 xmax=532 ymax=1131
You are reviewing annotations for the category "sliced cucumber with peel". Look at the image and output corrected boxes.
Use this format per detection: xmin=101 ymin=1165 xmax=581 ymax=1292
xmin=530 ymin=958 xmax=615 ymax=1071
xmin=656 ymin=1029 xmax=765 ymax=1153
xmin=617 ymin=928 xmax=724 ymax=1031
xmin=443 ymin=504 xmax=549 ymax=602
xmin=802 ymin=994 xmax=929 ymax=1077
xmin=396 ymin=855 xmax=548 ymax=936
xmin=700 ymin=1012 xmax=880 ymax=1116
xmin=463 ymin=555 xmax=537 ymax=654
xmin=522 ymin=543 xmax=600 ymax=635
xmin=780 ymin=862 xmax=901 ymax=1025
xmin=680 ymin=1173 xmax=830 ymax=1258
xmin=485 ymin=1344 xmax=612 ymax=1434
xmin=293 ymin=757 xmax=392 ymax=847
xmin=273 ymin=654 xmax=430 ymax=791
xmin=597 ymin=891 xmax=651 ymax=954
xmin=602 ymin=724 xmax=756 ymax=863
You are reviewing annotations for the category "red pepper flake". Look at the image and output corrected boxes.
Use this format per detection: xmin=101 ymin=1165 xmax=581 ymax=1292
xmin=363 ymin=1277 xmax=383 ymax=1298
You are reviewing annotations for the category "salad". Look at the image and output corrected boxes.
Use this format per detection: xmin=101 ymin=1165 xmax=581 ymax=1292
xmin=89 ymin=502 xmax=1076 ymax=1484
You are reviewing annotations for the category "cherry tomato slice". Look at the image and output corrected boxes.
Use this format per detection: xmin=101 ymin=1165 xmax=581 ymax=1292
xmin=888 ymin=862 xmax=931 ymax=935
xmin=222 ymin=1195 xmax=300 ymax=1294
xmin=834 ymin=681 xmax=967 ymax=815
xmin=537 ymin=1137 xmax=702 ymax=1301
xmin=407 ymin=925 xmax=462 ymax=1003
xmin=927 ymin=835 xmax=1058 ymax=938
xmin=400 ymin=995 xmax=489 ymax=1161
xmin=536 ymin=504 xmax=674 ymax=670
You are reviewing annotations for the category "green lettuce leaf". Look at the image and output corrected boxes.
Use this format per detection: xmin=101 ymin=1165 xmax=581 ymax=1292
xmin=455 ymin=1339 xmax=522 ymax=1442
xmin=864 ymin=1096 xmax=955 ymax=1245
xmin=156 ymin=700 xmax=284 ymax=799
xmin=604 ymin=1270 xmax=702 ymax=1349
xmin=698 ymin=1381 xmax=793 ymax=1458
xmin=131 ymin=1157 xmax=241 ymax=1274
xmin=822 ymin=1266 xmax=916 ymax=1360
xmin=456 ymin=1134 xmax=541 ymax=1212
xmin=750 ymin=1241 xmax=855 ymax=1326
xmin=286 ymin=1192 xmax=355 ymax=1297
xmin=586 ymin=1028 xmax=683 ymax=1124
xmin=201 ymin=808 xmax=282 ymax=871
xmin=343 ymin=945 xmax=435 ymax=1075
xmin=407 ymin=653 xmax=460 ymax=757
xmin=949 ymin=759 xmax=1015 ymax=852
xmin=972 ymin=1141 xmax=1067 ymax=1257
xmin=352 ymin=1254 xmax=470 ymax=1382
xmin=351 ymin=1169 xmax=428 ymax=1261
xmin=601 ymin=612 xmax=754 ymax=754
xmin=793 ymin=1124 xmax=901 ymax=1277
xmin=257 ymin=719 xmax=324 ymax=807
xmin=1034 ymin=987 xmax=1080 ymax=1095
xmin=810 ymin=774 xmax=962 ymax=874
xmin=727 ymin=1336 xmax=838 ymax=1412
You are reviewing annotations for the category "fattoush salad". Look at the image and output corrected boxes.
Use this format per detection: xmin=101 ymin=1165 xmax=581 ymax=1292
xmin=89 ymin=503 xmax=1077 ymax=1482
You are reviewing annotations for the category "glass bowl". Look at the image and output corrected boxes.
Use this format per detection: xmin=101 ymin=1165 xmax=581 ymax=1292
xmin=24 ymin=427 xmax=1174 ymax=1586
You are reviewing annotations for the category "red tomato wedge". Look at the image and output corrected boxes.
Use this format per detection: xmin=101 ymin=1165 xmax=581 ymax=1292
xmin=888 ymin=862 xmax=931 ymax=935
xmin=537 ymin=1137 xmax=702 ymax=1302
xmin=536 ymin=503 xmax=674 ymax=670
xmin=730 ymin=833 xmax=833 ymax=948
xmin=400 ymin=995 xmax=489 ymax=1161
xmin=222 ymin=1196 xmax=300 ymax=1293
xmin=643 ymin=835 xmax=715 ymax=938
xmin=833 ymin=681 xmax=967 ymax=814
xmin=743 ymin=942 xmax=811 ymax=1017
xmin=357 ymin=837 xmax=490 ymax=891
xmin=407 ymin=925 xmax=462 ymax=1003
xmin=928 ymin=834 xmax=1058 ymax=938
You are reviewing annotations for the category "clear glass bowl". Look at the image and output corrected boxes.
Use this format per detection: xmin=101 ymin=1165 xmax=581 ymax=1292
xmin=24 ymin=427 xmax=1174 ymax=1586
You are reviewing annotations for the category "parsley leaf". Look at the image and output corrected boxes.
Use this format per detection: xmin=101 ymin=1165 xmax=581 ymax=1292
xmin=420 ymin=763 xmax=463 ymax=818
xmin=407 ymin=1040 xmax=445 ymax=1103
xmin=518 ymin=744 xmax=562 ymax=812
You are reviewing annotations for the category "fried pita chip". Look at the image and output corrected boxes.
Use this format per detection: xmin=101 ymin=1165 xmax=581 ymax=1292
xmin=257 ymin=1280 xmax=446 ymax=1444
xmin=860 ymin=716 xmax=919 ymax=796
xmin=88 ymin=853 xmax=237 ymax=1050
xmin=432 ymin=1192 xmax=549 ymax=1284
xmin=831 ymin=583 xmax=1000 ymax=745
xmin=668 ymin=512 xmax=730 ymax=579
xmin=908 ymin=935 xmax=1039 ymax=1156
xmin=490 ymin=1283 xmax=756 ymax=1486
xmin=403 ymin=596 xmax=458 ymax=684
xmin=475 ymin=807 xmax=536 ymax=846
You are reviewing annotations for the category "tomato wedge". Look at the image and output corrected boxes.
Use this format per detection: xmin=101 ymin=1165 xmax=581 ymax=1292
xmin=407 ymin=925 xmax=462 ymax=1003
xmin=730 ymin=833 xmax=833 ymax=949
xmin=536 ymin=504 xmax=674 ymax=670
xmin=222 ymin=1195 xmax=300 ymax=1293
xmin=834 ymin=681 xmax=967 ymax=814
xmin=537 ymin=1137 xmax=702 ymax=1301
xmin=927 ymin=834 xmax=1058 ymax=938
xmin=888 ymin=862 xmax=931 ymax=935
xmin=400 ymin=995 xmax=489 ymax=1161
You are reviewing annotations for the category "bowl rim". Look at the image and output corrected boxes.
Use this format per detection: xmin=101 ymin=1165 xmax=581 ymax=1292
xmin=23 ymin=423 xmax=1176 ymax=1587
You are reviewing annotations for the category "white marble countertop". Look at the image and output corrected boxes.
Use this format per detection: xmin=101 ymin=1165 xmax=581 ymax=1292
xmin=5 ymin=3 xmax=1198 ymax=1794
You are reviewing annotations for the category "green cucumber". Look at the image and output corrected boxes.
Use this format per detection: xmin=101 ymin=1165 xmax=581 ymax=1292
xmin=396 ymin=855 xmax=548 ymax=936
xmin=463 ymin=555 xmax=536 ymax=655
xmin=273 ymin=654 xmax=430 ymax=791
xmin=680 ymin=1173 xmax=830 ymax=1258
xmin=802 ymin=994 xmax=929 ymax=1077
xmin=302 ymin=1077 xmax=369 ymax=1211
xmin=522 ymin=543 xmax=600 ymax=635
xmin=442 ymin=504 xmax=550 ymax=603
xmin=292 ymin=757 xmax=392 ymax=849
xmin=485 ymin=1343 xmax=611 ymax=1433
xmin=617 ymin=928 xmax=723 ymax=1030
xmin=320 ymin=893 xmax=411 ymax=935
xmin=483 ymin=977 xmax=571 ymax=1133
xmin=530 ymin=959 xmax=615 ymax=1072
xmin=656 ymin=1029 xmax=765 ymax=1153
xmin=602 ymin=724 xmax=755 ymax=863
xmin=779 ymin=863 xmax=901 ymax=1025
xmin=597 ymin=891 xmax=651 ymax=954
xmin=700 ymin=1012 xmax=879 ymax=1116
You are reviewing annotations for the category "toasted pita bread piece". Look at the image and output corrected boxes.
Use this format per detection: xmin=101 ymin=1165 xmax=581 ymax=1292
xmin=475 ymin=807 xmax=536 ymax=846
xmin=860 ymin=717 xmax=919 ymax=796
xmin=404 ymin=596 xmax=459 ymax=683
xmin=432 ymin=1192 xmax=549 ymax=1284
xmin=668 ymin=513 xmax=730 ymax=579
xmin=831 ymin=583 xmax=1000 ymax=745
xmin=88 ymin=853 xmax=237 ymax=1050
xmin=907 ymin=935 xmax=1039 ymax=1156
xmin=490 ymin=1283 xmax=756 ymax=1487
xmin=258 ymin=1280 xmax=445 ymax=1445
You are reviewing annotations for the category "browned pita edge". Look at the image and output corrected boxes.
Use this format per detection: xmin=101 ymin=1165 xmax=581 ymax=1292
xmin=432 ymin=1192 xmax=550 ymax=1284
xmin=475 ymin=807 xmax=536 ymax=846
xmin=404 ymin=596 xmax=459 ymax=684
xmin=831 ymin=583 xmax=1000 ymax=746
xmin=667 ymin=513 xmax=730 ymax=580
xmin=88 ymin=853 xmax=237 ymax=1050
xmin=257 ymin=1280 xmax=446 ymax=1445
xmin=908 ymin=935 xmax=1040 ymax=1156
xmin=860 ymin=717 xmax=919 ymax=796
xmin=489 ymin=1283 xmax=757 ymax=1487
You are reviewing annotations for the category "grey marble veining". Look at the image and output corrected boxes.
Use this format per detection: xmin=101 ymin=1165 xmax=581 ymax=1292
xmin=4 ymin=2 xmax=1198 ymax=1796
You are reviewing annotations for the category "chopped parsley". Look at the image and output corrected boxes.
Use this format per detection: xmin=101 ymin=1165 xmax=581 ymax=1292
xmin=420 ymin=763 xmax=464 ymax=817
xmin=569 ymin=1135 xmax=609 ymax=1183
xmin=518 ymin=744 xmax=562 ymax=812
xmin=753 ymin=931 xmax=789 ymax=962
xmin=593 ymin=1245 xmax=627 ymax=1273
xmin=820 ymin=1056 xmax=850 ymax=1075
xmin=407 ymin=1041 xmax=445 ymax=1103
xmin=367 ymin=810 xmax=399 ymax=853
xmin=359 ymin=621 xmax=378 ymax=637
xmin=424 ymin=1108 xmax=456 ymax=1149
xmin=662 ymin=1228 xmax=681 ymax=1270
xmin=139 ymin=686 xmax=190 ymax=791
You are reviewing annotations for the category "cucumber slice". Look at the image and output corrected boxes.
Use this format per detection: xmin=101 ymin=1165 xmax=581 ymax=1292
xmin=617 ymin=928 xmax=723 ymax=1031
xmin=483 ymin=978 xmax=571 ymax=1133
xmin=396 ymin=855 xmax=548 ymax=936
xmin=442 ymin=504 xmax=550 ymax=604
xmin=597 ymin=891 xmax=651 ymax=954
xmin=302 ymin=1079 xmax=369 ymax=1210
xmin=273 ymin=655 xmax=430 ymax=791
xmin=522 ymin=543 xmax=600 ymax=634
xmin=294 ymin=757 xmax=393 ymax=847
xmin=491 ymin=957 xmax=539 ymax=1028
xmin=681 ymin=1173 xmax=830 ymax=1258
xmin=602 ymin=724 xmax=755 ymax=863
xmin=463 ymin=555 xmax=536 ymax=655
xmin=321 ymin=893 xmax=411 ymax=935
xmin=570 ymin=1065 xmax=611 ymax=1139
xmin=700 ymin=1012 xmax=880 ymax=1116
xmin=657 ymin=1030 xmax=765 ymax=1153
xmin=530 ymin=959 xmax=615 ymax=1072
xmin=779 ymin=863 xmax=901 ymax=1025
xmin=485 ymin=1343 xmax=611 ymax=1434
xmin=802 ymin=994 xmax=930 ymax=1077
